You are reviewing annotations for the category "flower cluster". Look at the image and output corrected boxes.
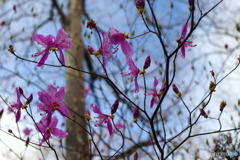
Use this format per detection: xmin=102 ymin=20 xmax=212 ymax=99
xmin=177 ymin=23 xmax=196 ymax=58
xmin=35 ymin=85 xmax=69 ymax=145
xmin=37 ymin=85 xmax=69 ymax=124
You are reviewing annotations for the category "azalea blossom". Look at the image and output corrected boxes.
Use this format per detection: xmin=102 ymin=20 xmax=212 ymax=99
xmin=37 ymin=85 xmax=69 ymax=124
xmin=109 ymin=28 xmax=132 ymax=59
xmin=121 ymin=59 xmax=141 ymax=92
xmin=91 ymin=104 xmax=114 ymax=136
xmin=177 ymin=23 xmax=196 ymax=58
xmin=10 ymin=87 xmax=29 ymax=123
xmin=88 ymin=31 xmax=116 ymax=68
xmin=35 ymin=116 xmax=68 ymax=146
xmin=147 ymin=77 xmax=166 ymax=108
xmin=32 ymin=28 xmax=72 ymax=66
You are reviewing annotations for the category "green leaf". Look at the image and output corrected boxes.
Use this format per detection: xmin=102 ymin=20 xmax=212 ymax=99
xmin=2 ymin=0 xmax=7 ymax=3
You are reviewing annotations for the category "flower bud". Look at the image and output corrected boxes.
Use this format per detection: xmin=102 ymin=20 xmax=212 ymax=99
xmin=8 ymin=45 xmax=16 ymax=54
xmin=209 ymin=81 xmax=216 ymax=92
xmin=25 ymin=137 xmax=30 ymax=147
xmin=219 ymin=101 xmax=226 ymax=112
xmin=111 ymin=99 xmax=119 ymax=114
xmin=143 ymin=56 xmax=151 ymax=70
xmin=134 ymin=152 xmax=138 ymax=160
xmin=188 ymin=0 xmax=194 ymax=11
xmin=133 ymin=107 xmax=140 ymax=123
xmin=0 ymin=109 xmax=4 ymax=119
xmin=26 ymin=94 xmax=33 ymax=104
xmin=199 ymin=108 xmax=208 ymax=118
xmin=87 ymin=19 xmax=96 ymax=29
xmin=172 ymin=84 xmax=182 ymax=97
xmin=19 ymin=87 xmax=24 ymax=95
xmin=210 ymin=70 xmax=215 ymax=77
xmin=136 ymin=0 xmax=146 ymax=14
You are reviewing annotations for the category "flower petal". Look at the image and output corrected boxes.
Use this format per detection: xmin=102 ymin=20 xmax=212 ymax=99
xmin=107 ymin=119 xmax=114 ymax=136
xmin=52 ymin=128 xmax=68 ymax=138
xmin=58 ymin=103 xmax=69 ymax=117
xmin=37 ymin=50 xmax=49 ymax=66
xmin=59 ymin=50 xmax=65 ymax=65
xmin=55 ymin=87 xmax=65 ymax=102
xmin=16 ymin=108 xmax=21 ymax=123
xmin=121 ymin=40 xmax=132 ymax=59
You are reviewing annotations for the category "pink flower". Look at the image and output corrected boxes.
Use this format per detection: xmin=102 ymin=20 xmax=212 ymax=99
xmin=23 ymin=128 xmax=33 ymax=136
xmin=147 ymin=77 xmax=166 ymax=108
xmin=32 ymin=28 xmax=72 ymax=66
xmin=177 ymin=23 xmax=196 ymax=58
xmin=35 ymin=116 xmax=68 ymax=146
xmin=11 ymin=87 xmax=23 ymax=123
xmin=91 ymin=104 xmax=114 ymax=136
xmin=121 ymin=59 xmax=140 ymax=92
xmin=109 ymin=28 xmax=132 ymax=59
xmin=37 ymin=85 xmax=69 ymax=124
xmin=88 ymin=31 xmax=116 ymax=68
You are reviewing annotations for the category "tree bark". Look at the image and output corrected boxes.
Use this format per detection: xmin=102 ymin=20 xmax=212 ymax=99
xmin=64 ymin=0 xmax=89 ymax=159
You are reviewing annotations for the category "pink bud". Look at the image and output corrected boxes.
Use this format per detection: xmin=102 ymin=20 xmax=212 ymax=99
xmin=136 ymin=0 xmax=145 ymax=10
xmin=143 ymin=56 xmax=151 ymax=70
xmin=26 ymin=94 xmax=33 ymax=104
xmin=19 ymin=87 xmax=24 ymax=95
xmin=188 ymin=0 xmax=193 ymax=6
xmin=199 ymin=108 xmax=208 ymax=118
xmin=133 ymin=107 xmax=140 ymax=122
xmin=134 ymin=152 xmax=138 ymax=160
xmin=111 ymin=99 xmax=119 ymax=114
xmin=136 ymin=0 xmax=145 ymax=14
xmin=172 ymin=84 xmax=181 ymax=97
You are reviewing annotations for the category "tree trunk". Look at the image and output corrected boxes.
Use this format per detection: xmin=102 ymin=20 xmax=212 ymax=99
xmin=64 ymin=0 xmax=89 ymax=159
